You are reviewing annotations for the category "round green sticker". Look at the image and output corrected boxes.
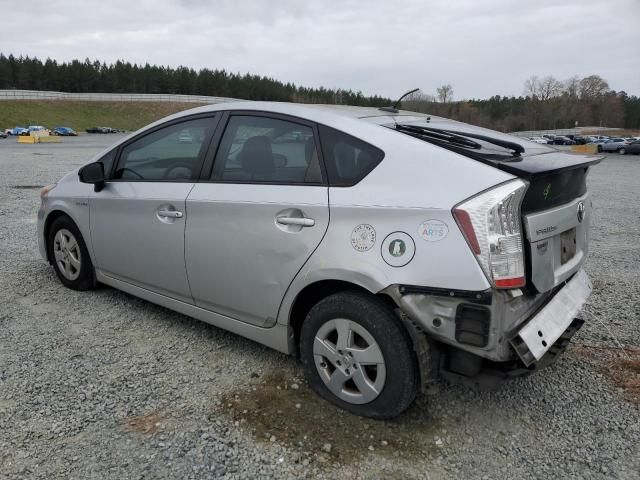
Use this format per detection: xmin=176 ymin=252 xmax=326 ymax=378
xmin=389 ymin=239 xmax=406 ymax=257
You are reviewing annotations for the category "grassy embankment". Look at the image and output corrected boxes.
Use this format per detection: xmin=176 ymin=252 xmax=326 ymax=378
xmin=0 ymin=101 xmax=206 ymax=132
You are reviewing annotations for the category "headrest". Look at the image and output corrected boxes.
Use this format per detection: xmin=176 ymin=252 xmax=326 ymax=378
xmin=238 ymin=136 xmax=274 ymax=174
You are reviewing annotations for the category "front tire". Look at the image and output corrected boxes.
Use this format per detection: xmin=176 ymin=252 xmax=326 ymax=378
xmin=48 ymin=216 xmax=95 ymax=290
xmin=300 ymin=291 xmax=419 ymax=419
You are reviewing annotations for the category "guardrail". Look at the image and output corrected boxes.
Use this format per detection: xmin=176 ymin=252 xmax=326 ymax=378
xmin=0 ymin=89 xmax=240 ymax=104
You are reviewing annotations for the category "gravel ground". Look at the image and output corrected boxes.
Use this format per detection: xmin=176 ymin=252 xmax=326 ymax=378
xmin=0 ymin=136 xmax=638 ymax=480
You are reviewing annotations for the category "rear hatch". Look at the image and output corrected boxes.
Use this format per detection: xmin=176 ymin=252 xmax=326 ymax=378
xmin=390 ymin=121 xmax=602 ymax=293
xmin=485 ymin=152 xmax=600 ymax=293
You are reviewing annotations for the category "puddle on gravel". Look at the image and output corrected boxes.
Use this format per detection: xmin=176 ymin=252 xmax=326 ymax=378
xmin=212 ymin=370 xmax=443 ymax=465
xmin=124 ymin=411 xmax=165 ymax=435
xmin=573 ymin=344 xmax=640 ymax=404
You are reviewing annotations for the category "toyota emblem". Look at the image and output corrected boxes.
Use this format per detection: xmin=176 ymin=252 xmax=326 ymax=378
xmin=577 ymin=202 xmax=585 ymax=223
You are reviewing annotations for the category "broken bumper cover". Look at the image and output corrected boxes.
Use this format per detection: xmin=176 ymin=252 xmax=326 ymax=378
xmin=510 ymin=269 xmax=592 ymax=366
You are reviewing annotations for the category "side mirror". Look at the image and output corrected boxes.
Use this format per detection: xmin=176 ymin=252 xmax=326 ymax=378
xmin=79 ymin=162 xmax=105 ymax=192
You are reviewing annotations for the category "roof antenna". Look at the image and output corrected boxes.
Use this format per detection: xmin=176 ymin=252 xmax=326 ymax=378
xmin=379 ymin=88 xmax=420 ymax=113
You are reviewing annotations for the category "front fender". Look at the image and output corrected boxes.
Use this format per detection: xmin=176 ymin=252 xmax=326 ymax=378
xmin=39 ymin=176 xmax=94 ymax=265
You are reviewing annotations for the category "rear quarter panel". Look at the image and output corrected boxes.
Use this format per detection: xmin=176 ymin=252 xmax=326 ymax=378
xmin=277 ymin=128 xmax=515 ymax=326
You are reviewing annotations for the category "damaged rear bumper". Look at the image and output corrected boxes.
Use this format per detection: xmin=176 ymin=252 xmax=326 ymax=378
xmin=510 ymin=269 xmax=591 ymax=366
xmin=385 ymin=269 xmax=591 ymax=386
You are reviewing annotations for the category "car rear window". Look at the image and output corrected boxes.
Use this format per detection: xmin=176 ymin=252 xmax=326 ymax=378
xmin=318 ymin=125 xmax=384 ymax=187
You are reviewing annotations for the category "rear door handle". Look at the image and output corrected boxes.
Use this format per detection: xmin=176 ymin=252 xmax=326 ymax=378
xmin=276 ymin=216 xmax=315 ymax=227
xmin=158 ymin=210 xmax=183 ymax=218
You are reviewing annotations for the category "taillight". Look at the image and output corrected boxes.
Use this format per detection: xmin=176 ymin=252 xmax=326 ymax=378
xmin=453 ymin=179 xmax=528 ymax=289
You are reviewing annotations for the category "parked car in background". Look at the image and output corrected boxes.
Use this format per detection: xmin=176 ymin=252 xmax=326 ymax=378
xmin=572 ymin=136 xmax=590 ymax=145
xmin=38 ymin=101 xmax=599 ymax=418
xmin=52 ymin=127 xmax=78 ymax=136
xmin=0 ymin=131 xmax=7 ymax=139
xmin=86 ymin=126 xmax=122 ymax=134
xmin=620 ymin=140 xmax=640 ymax=155
xmin=528 ymin=136 xmax=549 ymax=144
xmin=86 ymin=127 xmax=110 ymax=134
xmin=28 ymin=125 xmax=49 ymax=134
xmin=551 ymin=136 xmax=575 ymax=145
xmin=178 ymin=129 xmax=193 ymax=143
xmin=7 ymin=126 xmax=29 ymax=136
xmin=598 ymin=138 xmax=629 ymax=153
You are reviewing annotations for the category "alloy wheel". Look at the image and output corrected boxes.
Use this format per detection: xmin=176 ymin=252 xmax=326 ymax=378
xmin=53 ymin=228 xmax=82 ymax=281
xmin=313 ymin=318 xmax=386 ymax=404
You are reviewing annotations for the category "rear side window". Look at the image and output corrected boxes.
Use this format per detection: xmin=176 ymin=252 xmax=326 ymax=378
xmin=318 ymin=125 xmax=384 ymax=186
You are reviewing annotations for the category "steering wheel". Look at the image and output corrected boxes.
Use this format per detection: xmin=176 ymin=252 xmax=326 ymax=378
xmin=164 ymin=165 xmax=193 ymax=180
xmin=272 ymin=153 xmax=288 ymax=168
xmin=119 ymin=167 xmax=144 ymax=179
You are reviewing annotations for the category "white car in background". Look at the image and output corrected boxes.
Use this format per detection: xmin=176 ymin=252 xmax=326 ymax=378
xmin=528 ymin=137 xmax=549 ymax=144
xmin=598 ymin=138 xmax=629 ymax=153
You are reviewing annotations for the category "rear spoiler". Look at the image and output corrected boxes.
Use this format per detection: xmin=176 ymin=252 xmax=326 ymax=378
xmin=478 ymin=152 xmax=603 ymax=179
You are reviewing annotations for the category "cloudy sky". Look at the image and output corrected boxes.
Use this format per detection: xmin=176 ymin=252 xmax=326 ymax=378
xmin=2 ymin=0 xmax=639 ymax=99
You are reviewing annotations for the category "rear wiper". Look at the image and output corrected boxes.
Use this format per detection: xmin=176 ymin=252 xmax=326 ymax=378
xmin=395 ymin=124 xmax=483 ymax=150
xmin=397 ymin=124 xmax=525 ymax=156
xmin=420 ymin=126 xmax=524 ymax=155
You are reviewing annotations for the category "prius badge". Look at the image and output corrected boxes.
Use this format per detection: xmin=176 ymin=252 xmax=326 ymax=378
xmin=577 ymin=201 xmax=585 ymax=223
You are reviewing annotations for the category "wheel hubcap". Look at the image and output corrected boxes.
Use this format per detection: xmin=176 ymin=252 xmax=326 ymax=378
xmin=53 ymin=229 xmax=81 ymax=280
xmin=313 ymin=318 xmax=386 ymax=405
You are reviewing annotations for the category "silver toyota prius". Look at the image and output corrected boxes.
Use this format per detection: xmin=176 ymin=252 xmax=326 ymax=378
xmin=38 ymin=101 xmax=598 ymax=418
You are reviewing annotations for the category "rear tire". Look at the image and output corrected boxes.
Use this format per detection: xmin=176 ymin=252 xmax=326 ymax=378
xmin=48 ymin=216 xmax=96 ymax=291
xmin=619 ymin=148 xmax=626 ymax=155
xmin=300 ymin=291 xmax=419 ymax=419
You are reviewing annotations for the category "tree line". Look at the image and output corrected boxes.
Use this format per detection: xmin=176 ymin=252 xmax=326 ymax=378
xmin=1 ymin=54 xmax=638 ymax=131
xmin=406 ymin=75 xmax=640 ymax=131
xmin=0 ymin=54 xmax=390 ymax=107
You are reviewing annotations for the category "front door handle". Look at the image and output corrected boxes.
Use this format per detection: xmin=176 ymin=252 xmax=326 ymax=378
xmin=158 ymin=210 xmax=183 ymax=218
xmin=276 ymin=216 xmax=315 ymax=227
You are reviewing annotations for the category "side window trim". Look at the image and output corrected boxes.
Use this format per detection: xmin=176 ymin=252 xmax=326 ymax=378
xmin=109 ymin=113 xmax=220 ymax=183
xmin=198 ymin=110 xmax=229 ymax=182
xmin=200 ymin=110 xmax=328 ymax=186
xmin=95 ymin=149 xmax=118 ymax=180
